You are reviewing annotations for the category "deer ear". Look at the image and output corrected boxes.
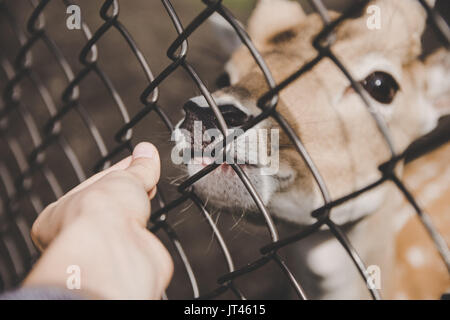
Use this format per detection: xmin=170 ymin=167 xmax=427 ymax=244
xmin=248 ymin=0 xmax=306 ymax=46
xmin=425 ymin=49 xmax=450 ymax=119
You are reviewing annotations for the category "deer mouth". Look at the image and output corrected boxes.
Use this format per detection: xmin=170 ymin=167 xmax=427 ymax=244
xmin=189 ymin=155 xmax=261 ymax=175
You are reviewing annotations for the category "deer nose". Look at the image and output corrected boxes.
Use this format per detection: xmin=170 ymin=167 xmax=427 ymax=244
xmin=179 ymin=100 xmax=251 ymax=133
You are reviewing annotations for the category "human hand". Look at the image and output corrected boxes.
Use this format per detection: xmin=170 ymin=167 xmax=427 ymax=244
xmin=24 ymin=142 xmax=173 ymax=300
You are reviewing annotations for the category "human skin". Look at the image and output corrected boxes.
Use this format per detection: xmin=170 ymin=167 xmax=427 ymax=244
xmin=23 ymin=142 xmax=173 ymax=300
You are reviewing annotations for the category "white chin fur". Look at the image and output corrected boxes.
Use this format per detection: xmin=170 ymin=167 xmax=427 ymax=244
xmin=185 ymin=159 xmax=386 ymax=226
xmin=187 ymin=163 xmax=278 ymax=211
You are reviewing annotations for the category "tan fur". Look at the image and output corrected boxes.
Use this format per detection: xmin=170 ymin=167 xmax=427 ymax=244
xmin=220 ymin=0 xmax=440 ymax=223
xmin=391 ymin=144 xmax=450 ymax=299
xmin=176 ymin=0 xmax=449 ymax=299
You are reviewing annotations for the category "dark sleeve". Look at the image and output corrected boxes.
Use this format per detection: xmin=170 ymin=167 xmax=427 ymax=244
xmin=0 ymin=287 xmax=86 ymax=300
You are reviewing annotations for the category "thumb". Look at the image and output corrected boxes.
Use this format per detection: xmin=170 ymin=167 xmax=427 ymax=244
xmin=126 ymin=142 xmax=161 ymax=192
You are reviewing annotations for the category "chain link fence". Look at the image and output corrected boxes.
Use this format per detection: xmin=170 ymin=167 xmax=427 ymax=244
xmin=0 ymin=0 xmax=449 ymax=299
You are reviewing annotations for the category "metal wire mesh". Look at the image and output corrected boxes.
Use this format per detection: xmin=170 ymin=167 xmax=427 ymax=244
xmin=0 ymin=0 xmax=449 ymax=299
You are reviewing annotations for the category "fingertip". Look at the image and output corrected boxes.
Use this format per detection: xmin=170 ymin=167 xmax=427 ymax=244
xmin=126 ymin=142 xmax=161 ymax=192
xmin=133 ymin=142 xmax=158 ymax=160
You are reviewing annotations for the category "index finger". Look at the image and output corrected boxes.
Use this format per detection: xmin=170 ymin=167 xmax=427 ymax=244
xmin=64 ymin=155 xmax=133 ymax=198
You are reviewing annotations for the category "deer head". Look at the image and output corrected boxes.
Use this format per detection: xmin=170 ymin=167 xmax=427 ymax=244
xmin=173 ymin=0 xmax=449 ymax=226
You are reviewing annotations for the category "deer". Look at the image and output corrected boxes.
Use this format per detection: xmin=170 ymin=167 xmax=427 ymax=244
xmin=172 ymin=0 xmax=450 ymax=299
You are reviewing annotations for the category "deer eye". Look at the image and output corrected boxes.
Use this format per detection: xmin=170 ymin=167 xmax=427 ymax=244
xmin=361 ymin=71 xmax=400 ymax=104
xmin=216 ymin=72 xmax=231 ymax=89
